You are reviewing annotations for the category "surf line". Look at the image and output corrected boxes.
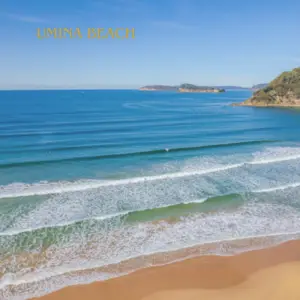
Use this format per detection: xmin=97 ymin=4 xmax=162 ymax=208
xmin=0 ymin=164 xmax=243 ymax=199
xmin=2 ymin=182 xmax=300 ymax=237
xmin=1 ymin=152 xmax=300 ymax=199
xmin=1 ymin=230 xmax=300 ymax=291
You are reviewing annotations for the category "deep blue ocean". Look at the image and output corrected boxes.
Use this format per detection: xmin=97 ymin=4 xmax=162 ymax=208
xmin=1 ymin=90 xmax=300 ymax=299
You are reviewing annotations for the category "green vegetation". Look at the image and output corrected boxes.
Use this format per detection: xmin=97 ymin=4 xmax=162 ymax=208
xmin=242 ymin=67 xmax=300 ymax=106
xmin=179 ymin=83 xmax=225 ymax=93
xmin=180 ymin=83 xmax=203 ymax=89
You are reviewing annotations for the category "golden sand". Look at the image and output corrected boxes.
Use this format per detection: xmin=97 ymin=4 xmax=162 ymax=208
xmin=33 ymin=240 xmax=300 ymax=300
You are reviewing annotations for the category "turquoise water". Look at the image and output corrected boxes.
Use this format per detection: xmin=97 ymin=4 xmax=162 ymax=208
xmin=1 ymin=90 xmax=300 ymax=299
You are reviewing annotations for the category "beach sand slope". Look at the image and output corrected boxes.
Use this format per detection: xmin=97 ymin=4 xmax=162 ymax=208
xmin=33 ymin=240 xmax=300 ymax=300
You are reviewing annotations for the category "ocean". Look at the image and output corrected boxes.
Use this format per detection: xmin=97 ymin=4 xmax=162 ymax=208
xmin=1 ymin=89 xmax=300 ymax=299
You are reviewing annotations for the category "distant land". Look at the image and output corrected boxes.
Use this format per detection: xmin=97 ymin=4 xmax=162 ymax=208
xmin=214 ymin=86 xmax=250 ymax=90
xmin=233 ymin=67 xmax=300 ymax=107
xmin=178 ymin=84 xmax=225 ymax=93
xmin=139 ymin=84 xmax=268 ymax=92
xmin=139 ymin=84 xmax=225 ymax=93
xmin=139 ymin=85 xmax=177 ymax=91
xmin=252 ymin=83 xmax=268 ymax=91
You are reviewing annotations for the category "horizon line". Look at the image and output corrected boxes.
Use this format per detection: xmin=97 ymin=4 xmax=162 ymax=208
xmin=0 ymin=87 xmax=254 ymax=92
xmin=0 ymin=85 xmax=256 ymax=91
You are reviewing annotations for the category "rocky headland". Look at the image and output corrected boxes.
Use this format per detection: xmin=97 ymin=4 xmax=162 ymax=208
xmin=233 ymin=67 xmax=300 ymax=107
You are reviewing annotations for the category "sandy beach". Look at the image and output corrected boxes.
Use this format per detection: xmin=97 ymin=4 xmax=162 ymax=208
xmin=32 ymin=240 xmax=300 ymax=300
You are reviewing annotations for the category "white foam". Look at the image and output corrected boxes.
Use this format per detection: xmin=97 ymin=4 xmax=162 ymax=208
xmin=255 ymin=182 xmax=300 ymax=193
xmin=1 ymin=231 xmax=299 ymax=292
xmin=0 ymin=164 xmax=243 ymax=199
xmin=0 ymin=211 xmax=129 ymax=237
xmin=250 ymin=154 xmax=300 ymax=165
xmin=2 ymin=145 xmax=300 ymax=300
xmin=1 ymin=200 xmax=300 ymax=296
xmin=0 ymin=196 xmax=211 ymax=237
xmin=2 ymin=178 xmax=300 ymax=238
xmin=2 ymin=146 xmax=300 ymax=200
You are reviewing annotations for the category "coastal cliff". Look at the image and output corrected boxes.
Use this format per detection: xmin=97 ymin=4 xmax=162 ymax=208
xmin=235 ymin=67 xmax=300 ymax=107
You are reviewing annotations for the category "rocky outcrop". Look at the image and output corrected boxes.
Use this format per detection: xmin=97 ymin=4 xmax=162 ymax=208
xmin=235 ymin=67 xmax=300 ymax=107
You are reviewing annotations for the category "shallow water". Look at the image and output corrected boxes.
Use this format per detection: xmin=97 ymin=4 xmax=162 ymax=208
xmin=1 ymin=89 xmax=300 ymax=299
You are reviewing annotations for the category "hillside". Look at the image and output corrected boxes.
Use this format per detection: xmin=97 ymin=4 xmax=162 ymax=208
xmin=236 ymin=67 xmax=300 ymax=107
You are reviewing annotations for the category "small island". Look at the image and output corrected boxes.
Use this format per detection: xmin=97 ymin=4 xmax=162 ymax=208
xmin=178 ymin=83 xmax=225 ymax=93
xmin=233 ymin=67 xmax=300 ymax=107
xmin=139 ymin=83 xmax=225 ymax=93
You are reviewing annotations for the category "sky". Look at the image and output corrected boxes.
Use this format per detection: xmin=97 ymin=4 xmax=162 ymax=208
xmin=0 ymin=0 xmax=300 ymax=89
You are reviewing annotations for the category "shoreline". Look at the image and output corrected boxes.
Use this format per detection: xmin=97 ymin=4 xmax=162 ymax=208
xmin=33 ymin=239 xmax=300 ymax=300
xmin=139 ymin=89 xmax=223 ymax=93
xmin=232 ymin=102 xmax=300 ymax=107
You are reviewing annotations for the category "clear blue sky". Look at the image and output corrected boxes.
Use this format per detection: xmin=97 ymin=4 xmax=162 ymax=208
xmin=1 ymin=0 xmax=300 ymax=89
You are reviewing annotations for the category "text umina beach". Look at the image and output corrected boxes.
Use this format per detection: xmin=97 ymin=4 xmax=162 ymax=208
xmin=37 ymin=28 xmax=135 ymax=39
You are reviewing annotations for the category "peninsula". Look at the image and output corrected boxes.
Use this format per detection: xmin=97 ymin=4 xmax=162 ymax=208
xmin=139 ymin=84 xmax=225 ymax=93
xmin=234 ymin=67 xmax=300 ymax=107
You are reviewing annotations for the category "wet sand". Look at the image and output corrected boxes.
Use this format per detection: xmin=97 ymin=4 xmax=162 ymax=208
xmin=33 ymin=240 xmax=300 ymax=300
